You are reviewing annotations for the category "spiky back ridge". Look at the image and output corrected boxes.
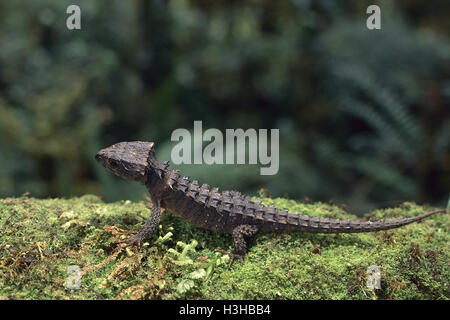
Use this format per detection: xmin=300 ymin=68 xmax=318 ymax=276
xmin=162 ymin=169 xmax=440 ymax=234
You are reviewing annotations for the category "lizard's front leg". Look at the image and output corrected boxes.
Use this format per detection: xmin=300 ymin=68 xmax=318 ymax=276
xmin=126 ymin=199 xmax=162 ymax=246
xmin=216 ymin=224 xmax=258 ymax=267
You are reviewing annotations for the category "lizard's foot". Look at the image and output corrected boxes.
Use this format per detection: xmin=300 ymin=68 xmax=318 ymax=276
xmin=118 ymin=199 xmax=162 ymax=249
xmin=214 ymin=249 xmax=245 ymax=268
xmin=120 ymin=234 xmax=144 ymax=248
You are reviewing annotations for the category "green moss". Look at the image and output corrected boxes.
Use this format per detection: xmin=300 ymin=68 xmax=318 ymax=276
xmin=0 ymin=195 xmax=448 ymax=300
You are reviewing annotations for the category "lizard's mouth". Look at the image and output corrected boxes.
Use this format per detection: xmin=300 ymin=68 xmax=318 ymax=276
xmin=95 ymin=151 xmax=107 ymax=167
xmin=95 ymin=151 xmax=122 ymax=178
xmin=95 ymin=149 xmax=119 ymax=174
xmin=95 ymin=147 xmax=148 ymax=184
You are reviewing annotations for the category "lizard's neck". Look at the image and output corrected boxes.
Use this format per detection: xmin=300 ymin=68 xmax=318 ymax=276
xmin=144 ymin=152 xmax=170 ymax=197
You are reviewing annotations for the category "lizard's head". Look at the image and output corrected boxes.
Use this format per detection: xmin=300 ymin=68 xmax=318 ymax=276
xmin=95 ymin=141 xmax=155 ymax=184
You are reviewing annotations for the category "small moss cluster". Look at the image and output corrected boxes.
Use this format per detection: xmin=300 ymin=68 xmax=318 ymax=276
xmin=0 ymin=195 xmax=448 ymax=300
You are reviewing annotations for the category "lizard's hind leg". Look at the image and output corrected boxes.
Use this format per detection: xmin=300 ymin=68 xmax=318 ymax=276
xmin=215 ymin=225 xmax=258 ymax=268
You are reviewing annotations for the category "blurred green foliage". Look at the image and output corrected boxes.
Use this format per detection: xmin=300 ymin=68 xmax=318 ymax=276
xmin=0 ymin=0 xmax=448 ymax=213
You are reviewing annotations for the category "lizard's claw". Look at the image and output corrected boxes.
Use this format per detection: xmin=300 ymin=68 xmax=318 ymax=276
xmin=214 ymin=249 xmax=245 ymax=268
xmin=120 ymin=234 xmax=143 ymax=248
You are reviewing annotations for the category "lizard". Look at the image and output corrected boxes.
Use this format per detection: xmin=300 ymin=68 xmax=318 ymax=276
xmin=95 ymin=141 xmax=446 ymax=265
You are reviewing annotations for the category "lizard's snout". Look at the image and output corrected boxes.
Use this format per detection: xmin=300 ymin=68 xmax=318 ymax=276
xmin=95 ymin=149 xmax=107 ymax=166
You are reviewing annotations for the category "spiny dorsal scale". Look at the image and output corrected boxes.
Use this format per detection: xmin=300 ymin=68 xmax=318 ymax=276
xmin=205 ymin=188 xmax=217 ymax=208
xmin=287 ymin=213 xmax=299 ymax=225
xmin=340 ymin=220 xmax=351 ymax=228
xmin=156 ymin=168 xmax=164 ymax=179
xmin=194 ymin=183 xmax=209 ymax=205
xmin=263 ymin=206 xmax=276 ymax=222
xmin=208 ymin=191 xmax=221 ymax=209
xmin=331 ymin=219 xmax=340 ymax=229
xmin=310 ymin=217 xmax=320 ymax=228
xmin=186 ymin=180 xmax=200 ymax=199
xmin=168 ymin=171 xmax=180 ymax=189
xmin=255 ymin=208 xmax=264 ymax=220
xmin=222 ymin=201 xmax=232 ymax=214
xmin=244 ymin=202 xmax=255 ymax=218
xmin=350 ymin=221 xmax=361 ymax=230
xmin=277 ymin=210 xmax=288 ymax=224
xmin=299 ymin=215 xmax=309 ymax=227
xmin=320 ymin=218 xmax=331 ymax=230
xmin=222 ymin=192 xmax=232 ymax=202
xmin=177 ymin=176 xmax=190 ymax=192
xmin=229 ymin=198 xmax=241 ymax=216
xmin=234 ymin=200 xmax=245 ymax=215
xmin=231 ymin=191 xmax=242 ymax=198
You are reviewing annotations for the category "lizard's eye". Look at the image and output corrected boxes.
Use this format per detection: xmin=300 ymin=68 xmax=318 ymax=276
xmin=110 ymin=161 xmax=119 ymax=169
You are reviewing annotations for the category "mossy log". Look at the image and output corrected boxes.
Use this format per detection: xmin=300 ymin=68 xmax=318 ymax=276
xmin=0 ymin=195 xmax=448 ymax=300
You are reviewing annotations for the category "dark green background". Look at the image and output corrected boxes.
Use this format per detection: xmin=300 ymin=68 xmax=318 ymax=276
xmin=0 ymin=0 xmax=448 ymax=214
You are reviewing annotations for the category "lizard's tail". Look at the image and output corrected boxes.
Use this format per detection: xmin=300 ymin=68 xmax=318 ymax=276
xmin=287 ymin=209 xmax=447 ymax=233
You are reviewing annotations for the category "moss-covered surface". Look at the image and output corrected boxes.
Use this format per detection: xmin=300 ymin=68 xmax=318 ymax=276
xmin=0 ymin=194 xmax=448 ymax=300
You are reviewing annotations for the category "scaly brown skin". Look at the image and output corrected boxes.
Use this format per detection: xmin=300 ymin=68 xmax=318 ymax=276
xmin=95 ymin=141 xmax=446 ymax=266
